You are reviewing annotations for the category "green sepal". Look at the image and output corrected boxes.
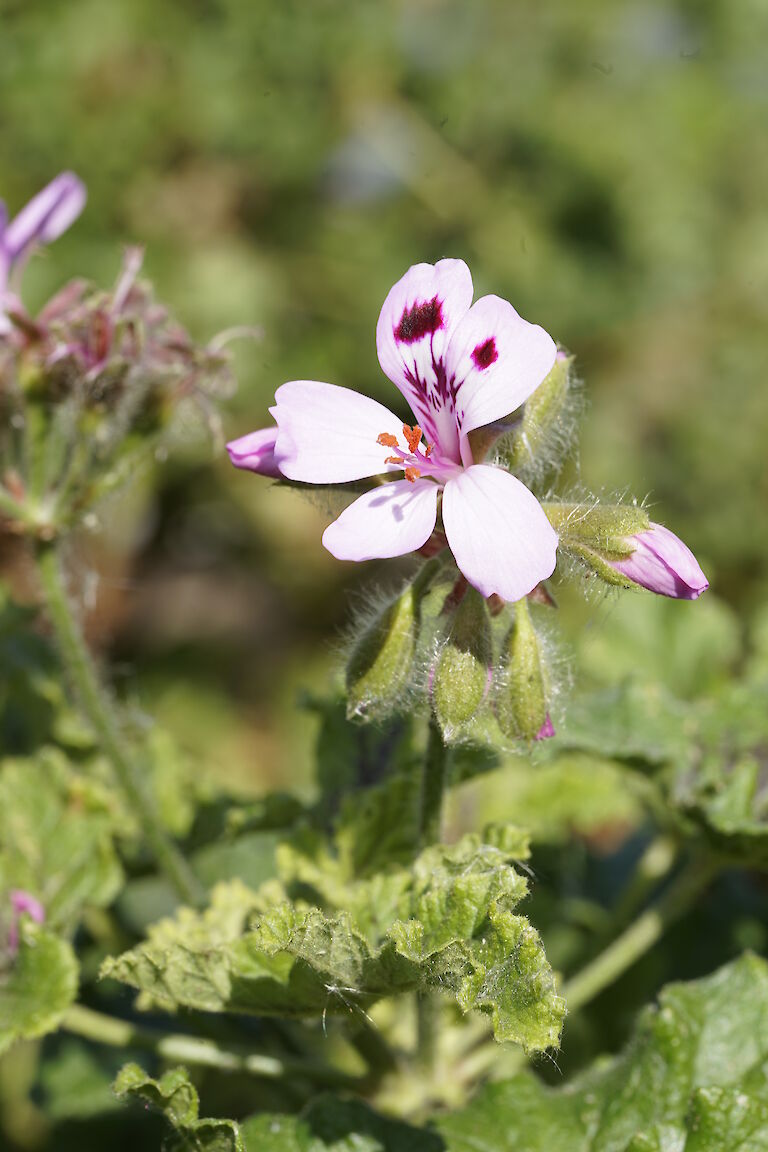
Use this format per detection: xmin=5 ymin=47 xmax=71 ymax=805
xmin=503 ymin=353 xmax=574 ymax=474
xmin=345 ymin=562 xmax=441 ymax=720
xmin=543 ymin=500 xmax=650 ymax=555
xmin=432 ymin=588 xmax=493 ymax=740
xmin=496 ymin=599 xmax=549 ymax=741
xmin=345 ymin=585 xmax=420 ymax=720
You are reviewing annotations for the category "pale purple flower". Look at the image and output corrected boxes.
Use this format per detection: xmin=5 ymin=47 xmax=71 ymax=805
xmin=7 ymin=889 xmax=45 ymax=956
xmin=232 ymin=260 xmax=559 ymax=603
xmin=0 ymin=173 xmax=86 ymax=328
xmin=611 ymin=522 xmax=708 ymax=600
xmin=227 ymin=427 xmax=281 ymax=478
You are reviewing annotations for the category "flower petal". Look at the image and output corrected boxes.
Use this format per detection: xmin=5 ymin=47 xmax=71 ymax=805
xmin=376 ymin=259 xmax=473 ymax=458
xmin=227 ymin=427 xmax=282 ymax=478
xmin=4 ymin=173 xmax=86 ymax=260
xmin=323 ymin=479 xmax=439 ymax=561
xmin=442 ymin=465 xmax=557 ymax=601
xmin=446 ymin=295 xmax=556 ymax=436
xmin=272 ymin=380 xmax=404 ymax=483
xmin=612 ymin=522 xmax=709 ymax=599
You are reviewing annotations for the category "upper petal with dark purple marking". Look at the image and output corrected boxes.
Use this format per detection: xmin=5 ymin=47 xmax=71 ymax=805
xmin=376 ymin=259 xmax=473 ymax=461
xmin=445 ymin=295 xmax=556 ymax=437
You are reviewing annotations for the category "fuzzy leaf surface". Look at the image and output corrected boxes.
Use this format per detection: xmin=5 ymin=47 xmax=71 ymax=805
xmin=0 ymin=749 xmax=123 ymax=931
xmin=437 ymin=953 xmax=768 ymax=1151
xmin=114 ymin=1063 xmax=244 ymax=1151
xmin=0 ymin=924 xmax=78 ymax=1055
xmin=103 ymin=829 xmax=563 ymax=1053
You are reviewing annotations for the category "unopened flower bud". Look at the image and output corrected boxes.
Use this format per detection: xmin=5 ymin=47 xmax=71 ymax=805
xmin=227 ymin=427 xmax=281 ymax=478
xmin=345 ymin=582 xmax=421 ymax=719
xmin=506 ymin=350 xmax=574 ymax=475
xmin=431 ymin=586 xmax=492 ymax=739
xmin=609 ymin=522 xmax=708 ymax=600
xmin=496 ymin=598 xmax=550 ymax=741
xmin=6 ymin=889 xmax=45 ymax=956
xmin=545 ymin=502 xmax=708 ymax=600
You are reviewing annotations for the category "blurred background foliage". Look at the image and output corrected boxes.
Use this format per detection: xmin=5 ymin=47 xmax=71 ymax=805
xmin=1 ymin=0 xmax=768 ymax=1143
xmin=4 ymin=0 xmax=766 ymax=789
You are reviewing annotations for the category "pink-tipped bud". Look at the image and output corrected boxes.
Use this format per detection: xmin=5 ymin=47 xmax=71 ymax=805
xmin=610 ymin=523 xmax=708 ymax=600
xmin=226 ymin=427 xmax=281 ymax=478
xmin=7 ymin=889 xmax=45 ymax=955
xmin=535 ymin=714 xmax=555 ymax=740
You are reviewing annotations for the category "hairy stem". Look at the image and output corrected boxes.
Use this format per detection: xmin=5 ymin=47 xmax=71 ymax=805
xmin=419 ymin=713 xmax=450 ymax=847
xmin=416 ymin=714 xmax=451 ymax=1070
xmin=563 ymin=855 xmax=716 ymax=1014
xmin=62 ymin=1004 xmax=360 ymax=1088
xmin=35 ymin=543 xmax=205 ymax=908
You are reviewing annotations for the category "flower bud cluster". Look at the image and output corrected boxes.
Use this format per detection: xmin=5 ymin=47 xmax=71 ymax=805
xmin=343 ymin=560 xmax=559 ymax=747
xmin=0 ymin=249 xmax=233 ymax=541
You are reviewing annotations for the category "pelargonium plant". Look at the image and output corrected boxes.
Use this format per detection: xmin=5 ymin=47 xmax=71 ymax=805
xmin=229 ymin=258 xmax=707 ymax=740
xmin=8 ymin=179 xmax=758 ymax=1152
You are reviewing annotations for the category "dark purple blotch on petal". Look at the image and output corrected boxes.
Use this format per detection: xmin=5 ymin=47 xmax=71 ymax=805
xmin=394 ymin=296 xmax=443 ymax=344
xmin=471 ymin=337 xmax=498 ymax=370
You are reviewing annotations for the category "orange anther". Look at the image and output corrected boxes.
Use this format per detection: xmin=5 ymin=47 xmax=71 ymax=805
xmin=403 ymin=424 xmax=422 ymax=453
xmin=385 ymin=455 xmax=402 ymax=465
xmin=404 ymin=466 xmax=421 ymax=483
xmin=377 ymin=432 xmax=399 ymax=448
xmin=424 ymin=443 xmax=433 ymax=458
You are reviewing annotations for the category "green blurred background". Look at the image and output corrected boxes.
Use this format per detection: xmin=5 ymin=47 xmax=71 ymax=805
xmin=1 ymin=0 xmax=767 ymax=787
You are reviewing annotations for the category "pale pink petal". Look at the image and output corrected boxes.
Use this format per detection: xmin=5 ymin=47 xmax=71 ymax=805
xmin=322 ymin=478 xmax=439 ymax=561
xmin=442 ymin=465 xmax=557 ymax=602
xmin=227 ymin=427 xmax=281 ymax=477
xmin=376 ymin=259 xmax=473 ymax=460
xmin=272 ymin=380 xmax=404 ymax=483
xmin=612 ymin=522 xmax=708 ymax=599
xmin=5 ymin=173 xmax=86 ymax=259
xmin=446 ymin=295 xmax=556 ymax=437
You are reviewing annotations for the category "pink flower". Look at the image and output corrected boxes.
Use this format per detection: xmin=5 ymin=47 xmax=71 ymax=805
xmin=611 ymin=522 xmax=708 ymax=600
xmin=0 ymin=172 xmax=86 ymax=329
xmin=231 ymin=260 xmax=559 ymax=603
xmin=227 ymin=427 xmax=281 ymax=478
xmin=7 ymin=889 xmax=45 ymax=956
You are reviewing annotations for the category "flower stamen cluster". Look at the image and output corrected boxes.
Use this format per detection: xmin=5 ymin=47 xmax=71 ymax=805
xmin=378 ymin=424 xmax=443 ymax=484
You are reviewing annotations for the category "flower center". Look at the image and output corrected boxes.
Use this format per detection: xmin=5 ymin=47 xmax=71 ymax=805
xmin=377 ymin=424 xmax=435 ymax=482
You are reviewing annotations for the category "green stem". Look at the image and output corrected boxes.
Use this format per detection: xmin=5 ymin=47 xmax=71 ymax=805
xmin=419 ymin=714 xmax=450 ymax=847
xmin=611 ymin=834 xmax=678 ymax=928
xmin=35 ymin=543 xmax=205 ymax=908
xmin=62 ymin=1004 xmax=360 ymax=1088
xmin=562 ymin=856 xmax=716 ymax=1014
xmin=416 ymin=715 xmax=450 ymax=1070
xmin=0 ymin=485 xmax=43 ymax=530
